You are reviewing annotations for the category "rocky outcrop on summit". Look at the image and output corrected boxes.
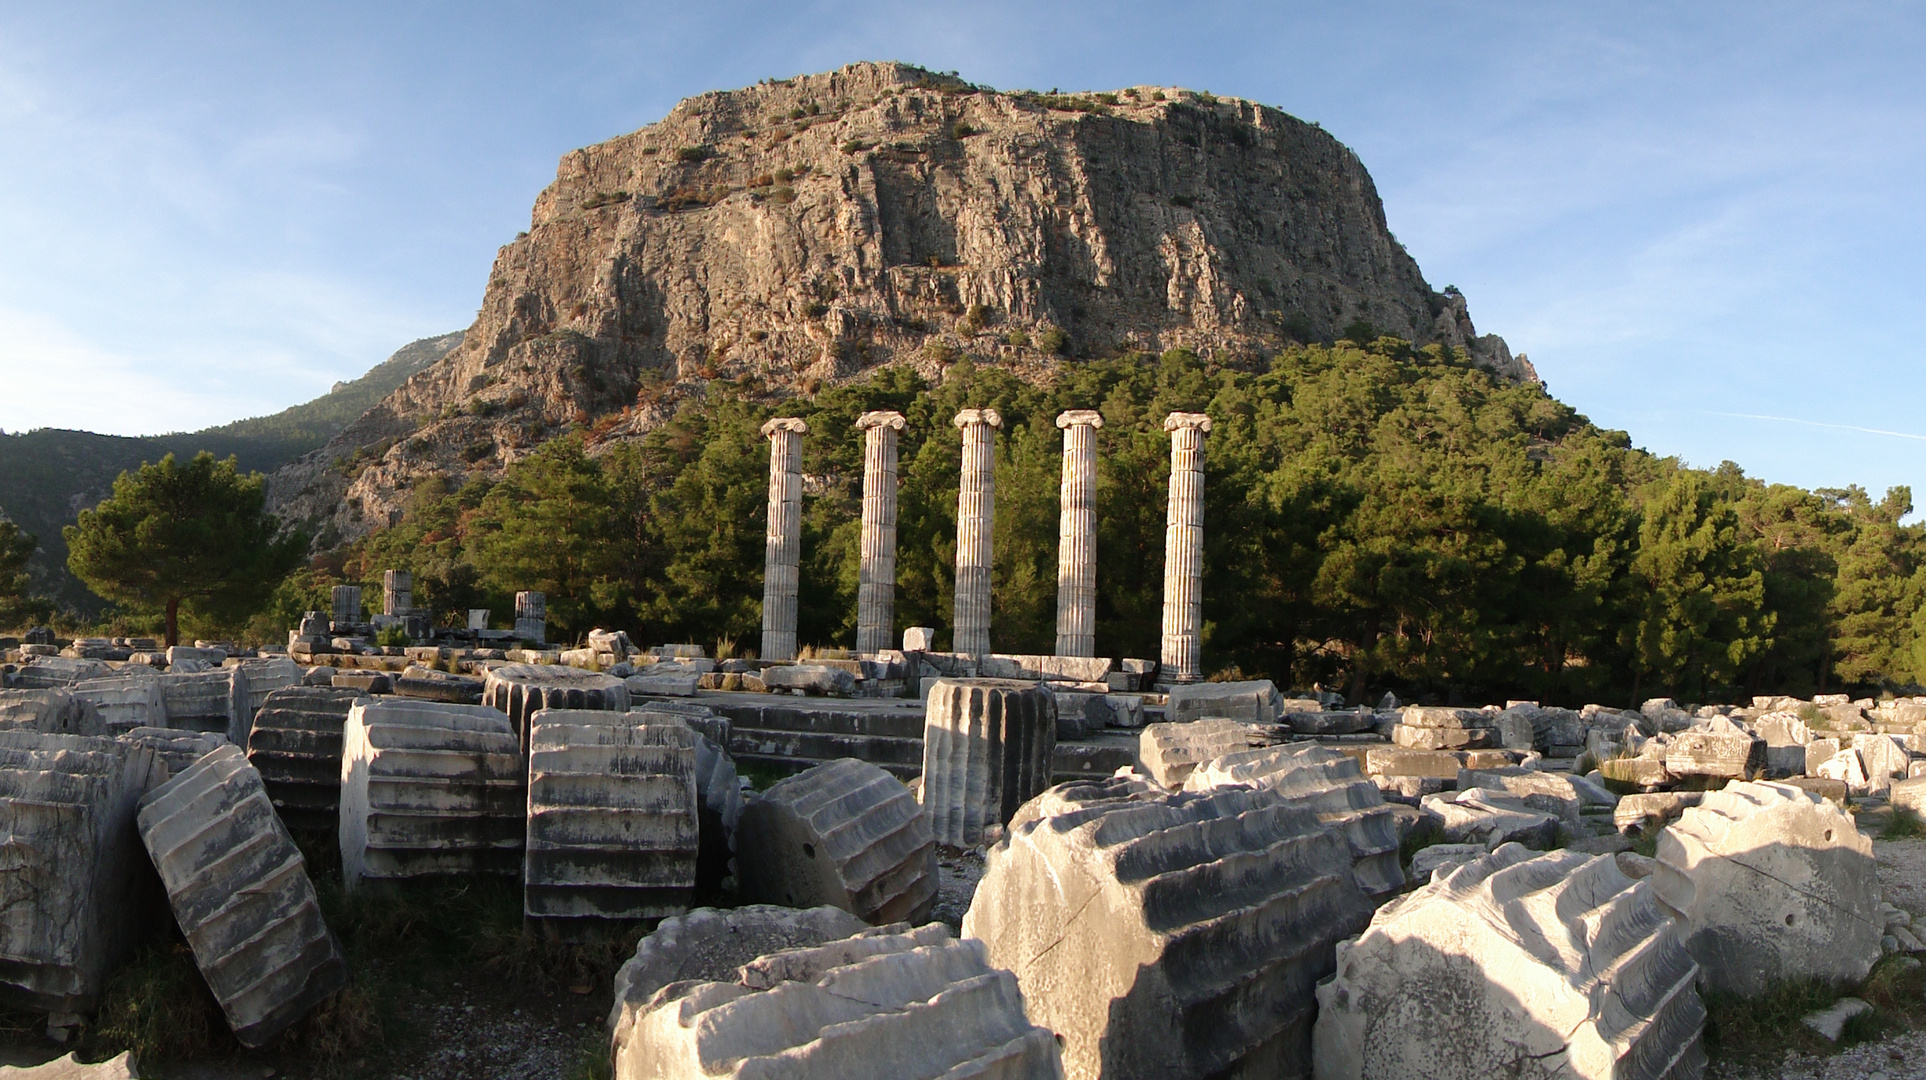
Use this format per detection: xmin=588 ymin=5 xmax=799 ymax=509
xmin=275 ymin=61 xmax=1528 ymax=540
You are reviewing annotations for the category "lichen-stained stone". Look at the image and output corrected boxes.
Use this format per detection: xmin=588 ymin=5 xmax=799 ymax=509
xmin=1137 ymin=718 xmax=1263 ymax=788
xmin=1312 ymin=845 xmax=1706 ymax=1080
xmin=0 ymin=689 xmax=104 ymax=737
xmin=1653 ymin=780 xmax=1882 ymax=997
xmin=607 ymin=904 xmax=868 ymax=1065
xmin=118 ymin=727 xmax=226 ymax=779
xmin=1164 ymin=679 xmax=1282 ymax=724
xmin=920 ymin=678 xmax=1056 ymax=847
xmin=235 ymin=658 xmax=302 ymax=717
xmin=245 ymin=687 xmax=362 ymax=831
xmin=138 ymin=744 xmax=346 ymax=1047
xmin=7 ymin=658 xmax=111 ymax=690
xmin=525 ymin=711 xmax=699 ymax=926
xmin=736 ymin=758 xmax=936 ymax=925
xmin=482 ymin=663 xmax=630 ymax=750
xmin=338 ymin=700 xmax=524 ymax=890
xmin=158 ymin=668 xmax=250 ymax=746
xmin=964 ymin=778 xmax=1374 ymax=1080
xmin=0 ymin=731 xmax=162 ymax=1013
xmin=1184 ymin=742 xmax=1406 ymax=898
xmin=614 ymin=921 xmax=1060 ymax=1080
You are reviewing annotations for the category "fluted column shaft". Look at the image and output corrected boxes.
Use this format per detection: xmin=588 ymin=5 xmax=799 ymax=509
xmin=1054 ymin=410 xmax=1103 ymax=657
xmin=760 ymin=418 xmax=807 ymax=662
xmin=951 ymin=408 xmax=1002 ymax=656
xmin=1160 ymin=413 xmax=1212 ymax=683
xmin=855 ymin=410 xmax=906 ymax=655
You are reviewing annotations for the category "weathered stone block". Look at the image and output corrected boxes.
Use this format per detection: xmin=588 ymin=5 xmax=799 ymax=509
xmin=1615 ymin=791 xmax=1704 ymax=834
xmin=1164 ymin=679 xmax=1282 ymax=724
xmin=1401 ymin=705 xmax=1493 ymax=729
xmin=1137 ymin=717 xmax=1264 ymax=788
xmin=965 ymin=778 xmax=1373 ymax=1080
xmin=1313 ymin=845 xmax=1706 ymax=1080
xmin=615 ymin=920 xmax=1059 ymax=1080
xmin=392 ymin=665 xmax=484 ymax=704
xmin=118 ymin=726 xmax=225 ymax=777
xmin=1456 ymin=766 xmax=1585 ymax=824
xmin=758 ymin=664 xmax=858 ymax=696
xmin=245 ymin=686 xmax=361 ymax=832
xmin=1420 ymin=787 xmax=1561 ymax=850
xmin=1665 ymin=720 xmax=1765 ymax=779
xmin=338 ymin=700 xmax=525 ymax=890
xmin=624 ymin=671 xmax=701 ymax=698
xmin=1286 ymin=708 xmax=1376 ymax=736
xmin=235 ymin=657 xmax=301 ymax=717
xmin=0 ymin=689 xmax=104 ymax=737
xmin=482 ymin=663 xmax=630 ymax=750
xmin=920 ymin=678 xmax=1056 ymax=848
xmin=737 ymin=758 xmax=935 ymax=924
xmin=1852 ymin=733 xmax=1910 ymax=792
xmin=606 ymin=904 xmax=869 ymax=1067
xmin=1391 ymin=723 xmax=1493 ymax=750
xmin=138 ymin=745 xmax=346 ymax=1046
xmin=900 ymin=626 xmax=936 ymax=651
xmin=1363 ymin=746 xmax=1466 ymax=779
xmin=0 ymin=732 xmax=161 ymax=1012
xmin=1654 ymin=780 xmax=1881 ymax=996
xmin=1600 ymin=755 xmax=1671 ymax=788
xmin=1184 ymin=742 xmax=1406 ymax=898
xmin=8 ymin=658 xmax=111 ymax=690
xmin=330 ymin=671 xmax=392 ymax=695
xmin=158 ymin=668 xmax=249 ymax=746
xmin=525 ymin=710 xmax=699 ymax=926
xmin=1408 ymin=842 xmax=1487 ymax=881
xmin=165 ymin=646 xmax=225 ymax=667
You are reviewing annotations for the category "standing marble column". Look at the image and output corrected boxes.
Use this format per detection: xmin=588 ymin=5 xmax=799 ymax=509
xmin=1159 ymin=412 xmax=1212 ymax=684
xmin=951 ymin=408 xmax=1002 ymax=656
xmin=855 ymin=410 xmax=906 ymax=655
xmin=1054 ymin=410 xmax=1103 ymax=657
xmin=759 ymin=418 xmax=808 ymax=663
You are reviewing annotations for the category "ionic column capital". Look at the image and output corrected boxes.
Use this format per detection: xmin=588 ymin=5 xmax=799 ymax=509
xmin=1056 ymin=409 xmax=1104 ymax=430
xmin=856 ymin=410 xmax=906 ymax=431
xmin=952 ymin=408 xmax=1003 ymax=429
xmin=1163 ymin=411 xmax=1212 ymax=433
xmin=760 ymin=417 xmax=809 ymax=438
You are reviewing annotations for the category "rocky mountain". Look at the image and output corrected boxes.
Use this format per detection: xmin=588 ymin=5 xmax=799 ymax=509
xmin=0 ymin=331 xmax=461 ymax=611
xmin=272 ymin=61 xmax=1531 ymax=543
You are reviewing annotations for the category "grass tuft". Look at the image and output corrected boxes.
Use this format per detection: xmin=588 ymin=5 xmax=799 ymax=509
xmin=90 ymin=941 xmax=227 ymax=1062
xmin=1884 ymin=806 xmax=1926 ymax=839
xmin=1398 ymin=817 xmax=1446 ymax=868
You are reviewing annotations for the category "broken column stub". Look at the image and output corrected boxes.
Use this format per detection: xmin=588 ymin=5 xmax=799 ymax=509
xmin=244 ymin=686 xmax=362 ymax=831
xmin=481 ymin=662 xmax=630 ymax=751
xmin=920 ymin=678 xmax=1057 ymax=847
xmin=759 ymin=417 xmax=808 ymax=663
xmin=514 ymin=590 xmax=547 ymax=643
xmin=965 ymin=778 xmax=1373 ymax=1080
xmin=1158 ymin=411 xmax=1210 ymax=684
xmin=736 ymin=757 xmax=937 ymax=924
xmin=606 ymin=904 xmax=869 ymax=1069
xmin=0 ymin=731 xmax=162 ymax=1013
xmin=120 ymin=726 xmax=226 ymax=776
xmin=137 ymin=744 xmax=347 ymax=1047
xmin=854 ymin=410 xmax=906 ymax=656
xmin=331 ymin=584 xmax=362 ymax=628
xmin=615 ymin=920 xmax=1060 ymax=1080
xmin=66 ymin=677 xmax=158 ymax=735
xmin=1653 ymin=779 xmax=1881 ymax=997
xmin=524 ymin=710 xmax=700 ymax=926
xmin=1183 ymin=742 xmax=1406 ymax=898
xmin=339 ymin=700 xmax=525 ymax=891
xmin=382 ymin=569 xmax=412 ymax=617
xmin=1312 ymin=844 xmax=1706 ymax=1080
xmin=1054 ymin=409 xmax=1103 ymax=658
xmin=0 ymin=688 xmax=104 ymax=737
xmin=951 ymin=408 xmax=1002 ymax=657
xmin=1138 ymin=717 xmax=1265 ymax=788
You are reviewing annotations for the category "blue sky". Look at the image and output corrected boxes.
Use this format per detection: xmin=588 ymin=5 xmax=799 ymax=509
xmin=1 ymin=1 xmax=1922 ymax=502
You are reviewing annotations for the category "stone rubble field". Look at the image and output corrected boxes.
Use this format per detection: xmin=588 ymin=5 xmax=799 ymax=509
xmin=7 ymin=621 xmax=1926 ymax=1078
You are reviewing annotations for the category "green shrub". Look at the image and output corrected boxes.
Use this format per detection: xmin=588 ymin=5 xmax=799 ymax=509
xmin=1004 ymin=328 xmax=1030 ymax=348
xmin=951 ymin=121 xmax=975 ymax=139
xmin=1037 ymin=326 xmax=1069 ymax=354
xmin=675 ymin=145 xmax=713 ymax=163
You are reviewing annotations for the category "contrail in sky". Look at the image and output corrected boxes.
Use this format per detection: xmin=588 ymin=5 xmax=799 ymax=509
xmin=1700 ymin=412 xmax=1926 ymax=443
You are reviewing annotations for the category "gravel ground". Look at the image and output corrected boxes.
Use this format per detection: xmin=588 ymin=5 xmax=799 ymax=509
xmin=930 ymin=847 xmax=987 ymax=931
xmin=1709 ymin=1031 xmax=1926 ymax=1080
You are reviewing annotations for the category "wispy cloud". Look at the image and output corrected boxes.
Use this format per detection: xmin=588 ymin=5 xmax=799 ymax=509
xmin=1697 ymin=411 xmax=1926 ymax=444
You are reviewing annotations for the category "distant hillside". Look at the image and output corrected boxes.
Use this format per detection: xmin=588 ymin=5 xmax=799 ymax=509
xmin=0 ymin=330 xmax=462 ymax=613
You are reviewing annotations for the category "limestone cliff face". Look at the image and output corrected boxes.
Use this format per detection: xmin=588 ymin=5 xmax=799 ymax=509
xmin=272 ymin=61 xmax=1530 ymax=542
